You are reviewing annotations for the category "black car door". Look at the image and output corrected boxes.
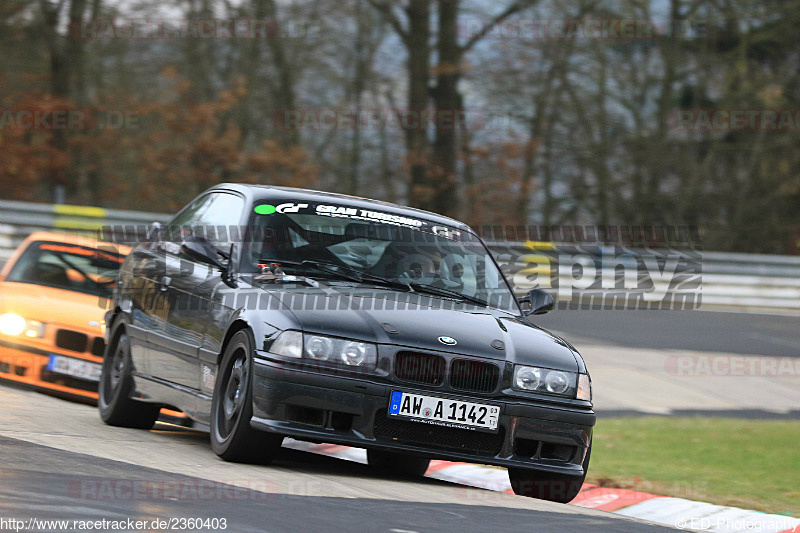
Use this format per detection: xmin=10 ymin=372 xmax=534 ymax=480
xmin=148 ymin=191 xmax=245 ymax=391
xmin=121 ymin=233 xmax=170 ymax=377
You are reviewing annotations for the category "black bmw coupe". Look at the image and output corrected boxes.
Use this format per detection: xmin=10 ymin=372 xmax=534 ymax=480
xmin=99 ymin=184 xmax=594 ymax=503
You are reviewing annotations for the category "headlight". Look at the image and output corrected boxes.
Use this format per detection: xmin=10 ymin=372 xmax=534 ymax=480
xmin=270 ymin=330 xmax=303 ymax=358
xmin=0 ymin=314 xmax=26 ymax=336
xmin=303 ymin=334 xmax=377 ymax=368
xmin=305 ymin=335 xmax=333 ymax=360
xmin=577 ymin=373 xmax=592 ymax=401
xmin=269 ymin=331 xmax=377 ymax=369
xmin=545 ymin=370 xmax=570 ymax=394
xmin=514 ymin=366 xmax=542 ymax=390
xmin=341 ymin=341 xmax=369 ymax=366
xmin=513 ymin=365 xmax=579 ymax=398
xmin=0 ymin=314 xmax=45 ymax=338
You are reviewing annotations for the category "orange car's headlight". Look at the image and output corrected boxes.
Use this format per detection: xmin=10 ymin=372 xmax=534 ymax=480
xmin=0 ymin=313 xmax=45 ymax=338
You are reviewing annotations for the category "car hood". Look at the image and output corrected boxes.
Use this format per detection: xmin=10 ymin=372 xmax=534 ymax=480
xmin=263 ymin=283 xmax=580 ymax=372
xmin=0 ymin=281 xmax=108 ymax=334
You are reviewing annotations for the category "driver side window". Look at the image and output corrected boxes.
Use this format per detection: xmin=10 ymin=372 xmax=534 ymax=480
xmin=168 ymin=192 xmax=245 ymax=249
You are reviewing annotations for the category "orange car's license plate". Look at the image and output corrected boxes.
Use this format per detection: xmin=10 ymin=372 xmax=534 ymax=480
xmin=47 ymin=355 xmax=102 ymax=382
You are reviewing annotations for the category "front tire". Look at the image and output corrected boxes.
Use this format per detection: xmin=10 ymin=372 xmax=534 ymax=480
xmin=367 ymin=449 xmax=431 ymax=477
xmin=210 ymin=329 xmax=282 ymax=463
xmin=508 ymin=442 xmax=592 ymax=503
xmin=98 ymin=326 xmax=160 ymax=429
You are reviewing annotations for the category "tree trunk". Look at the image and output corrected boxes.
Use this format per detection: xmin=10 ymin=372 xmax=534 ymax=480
xmin=430 ymin=0 xmax=460 ymax=216
xmin=263 ymin=0 xmax=299 ymax=147
xmin=347 ymin=0 xmax=368 ymax=195
xmin=456 ymin=91 xmax=474 ymax=222
xmin=404 ymin=0 xmax=431 ymax=207
xmin=41 ymin=0 xmax=88 ymax=203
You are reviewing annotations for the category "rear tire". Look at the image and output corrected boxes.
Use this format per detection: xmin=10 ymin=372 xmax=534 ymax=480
xmin=210 ymin=329 xmax=283 ymax=463
xmin=367 ymin=449 xmax=431 ymax=477
xmin=508 ymin=442 xmax=592 ymax=503
xmin=98 ymin=326 xmax=160 ymax=429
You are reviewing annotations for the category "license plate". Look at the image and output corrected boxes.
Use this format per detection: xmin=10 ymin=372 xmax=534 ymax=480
xmin=47 ymin=355 xmax=102 ymax=382
xmin=388 ymin=391 xmax=500 ymax=432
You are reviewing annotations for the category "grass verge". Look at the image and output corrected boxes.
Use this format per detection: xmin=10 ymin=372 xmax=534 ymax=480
xmin=587 ymin=417 xmax=800 ymax=516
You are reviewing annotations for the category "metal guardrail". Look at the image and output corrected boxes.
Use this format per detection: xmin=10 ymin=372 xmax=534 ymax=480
xmin=1 ymin=200 xmax=798 ymax=311
xmin=0 ymin=200 xmax=168 ymax=266
xmin=488 ymin=241 xmax=800 ymax=310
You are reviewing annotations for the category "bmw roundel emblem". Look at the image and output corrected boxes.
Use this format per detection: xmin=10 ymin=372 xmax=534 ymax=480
xmin=438 ymin=336 xmax=457 ymax=346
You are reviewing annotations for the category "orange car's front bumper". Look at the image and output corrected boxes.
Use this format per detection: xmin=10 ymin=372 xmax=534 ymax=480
xmin=0 ymin=339 xmax=101 ymax=400
xmin=0 ymin=338 xmax=191 ymax=425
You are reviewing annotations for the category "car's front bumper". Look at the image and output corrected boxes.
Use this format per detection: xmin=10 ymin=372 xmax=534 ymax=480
xmin=0 ymin=339 xmax=101 ymax=400
xmin=251 ymin=356 xmax=594 ymax=475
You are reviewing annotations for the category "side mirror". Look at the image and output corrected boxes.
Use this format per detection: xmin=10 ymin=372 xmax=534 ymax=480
xmin=181 ymin=236 xmax=226 ymax=270
xmin=146 ymin=221 xmax=161 ymax=242
xmin=518 ymin=288 xmax=555 ymax=316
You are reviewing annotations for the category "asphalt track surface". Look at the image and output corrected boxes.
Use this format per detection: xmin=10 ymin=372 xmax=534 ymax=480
xmin=0 ymin=383 xmax=673 ymax=533
xmin=532 ymin=309 xmax=800 ymax=357
xmin=2 ymin=309 xmax=791 ymax=531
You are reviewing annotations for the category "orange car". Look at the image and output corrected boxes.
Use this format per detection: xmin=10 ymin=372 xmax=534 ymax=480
xmin=0 ymin=232 xmax=130 ymax=401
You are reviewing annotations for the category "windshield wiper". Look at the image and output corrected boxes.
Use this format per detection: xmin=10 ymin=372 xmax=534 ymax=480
xmin=406 ymin=282 xmax=488 ymax=307
xmin=257 ymin=258 xmax=355 ymax=282
xmin=306 ymin=262 xmax=419 ymax=293
xmin=257 ymin=258 xmax=412 ymax=290
xmin=257 ymin=259 xmax=486 ymax=306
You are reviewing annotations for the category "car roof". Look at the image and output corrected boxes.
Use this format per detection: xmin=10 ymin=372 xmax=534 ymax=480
xmin=207 ymin=183 xmax=472 ymax=232
xmin=20 ymin=231 xmax=131 ymax=254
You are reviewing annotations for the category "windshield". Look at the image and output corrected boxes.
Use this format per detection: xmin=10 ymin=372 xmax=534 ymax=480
xmin=6 ymin=241 xmax=125 ymax=299
xmin=243 ymin=201 xmax=520 ymax=313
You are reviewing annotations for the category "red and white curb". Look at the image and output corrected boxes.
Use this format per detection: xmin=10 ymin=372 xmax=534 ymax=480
xmin=283 ymin=439 xmax=799 ymax=533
